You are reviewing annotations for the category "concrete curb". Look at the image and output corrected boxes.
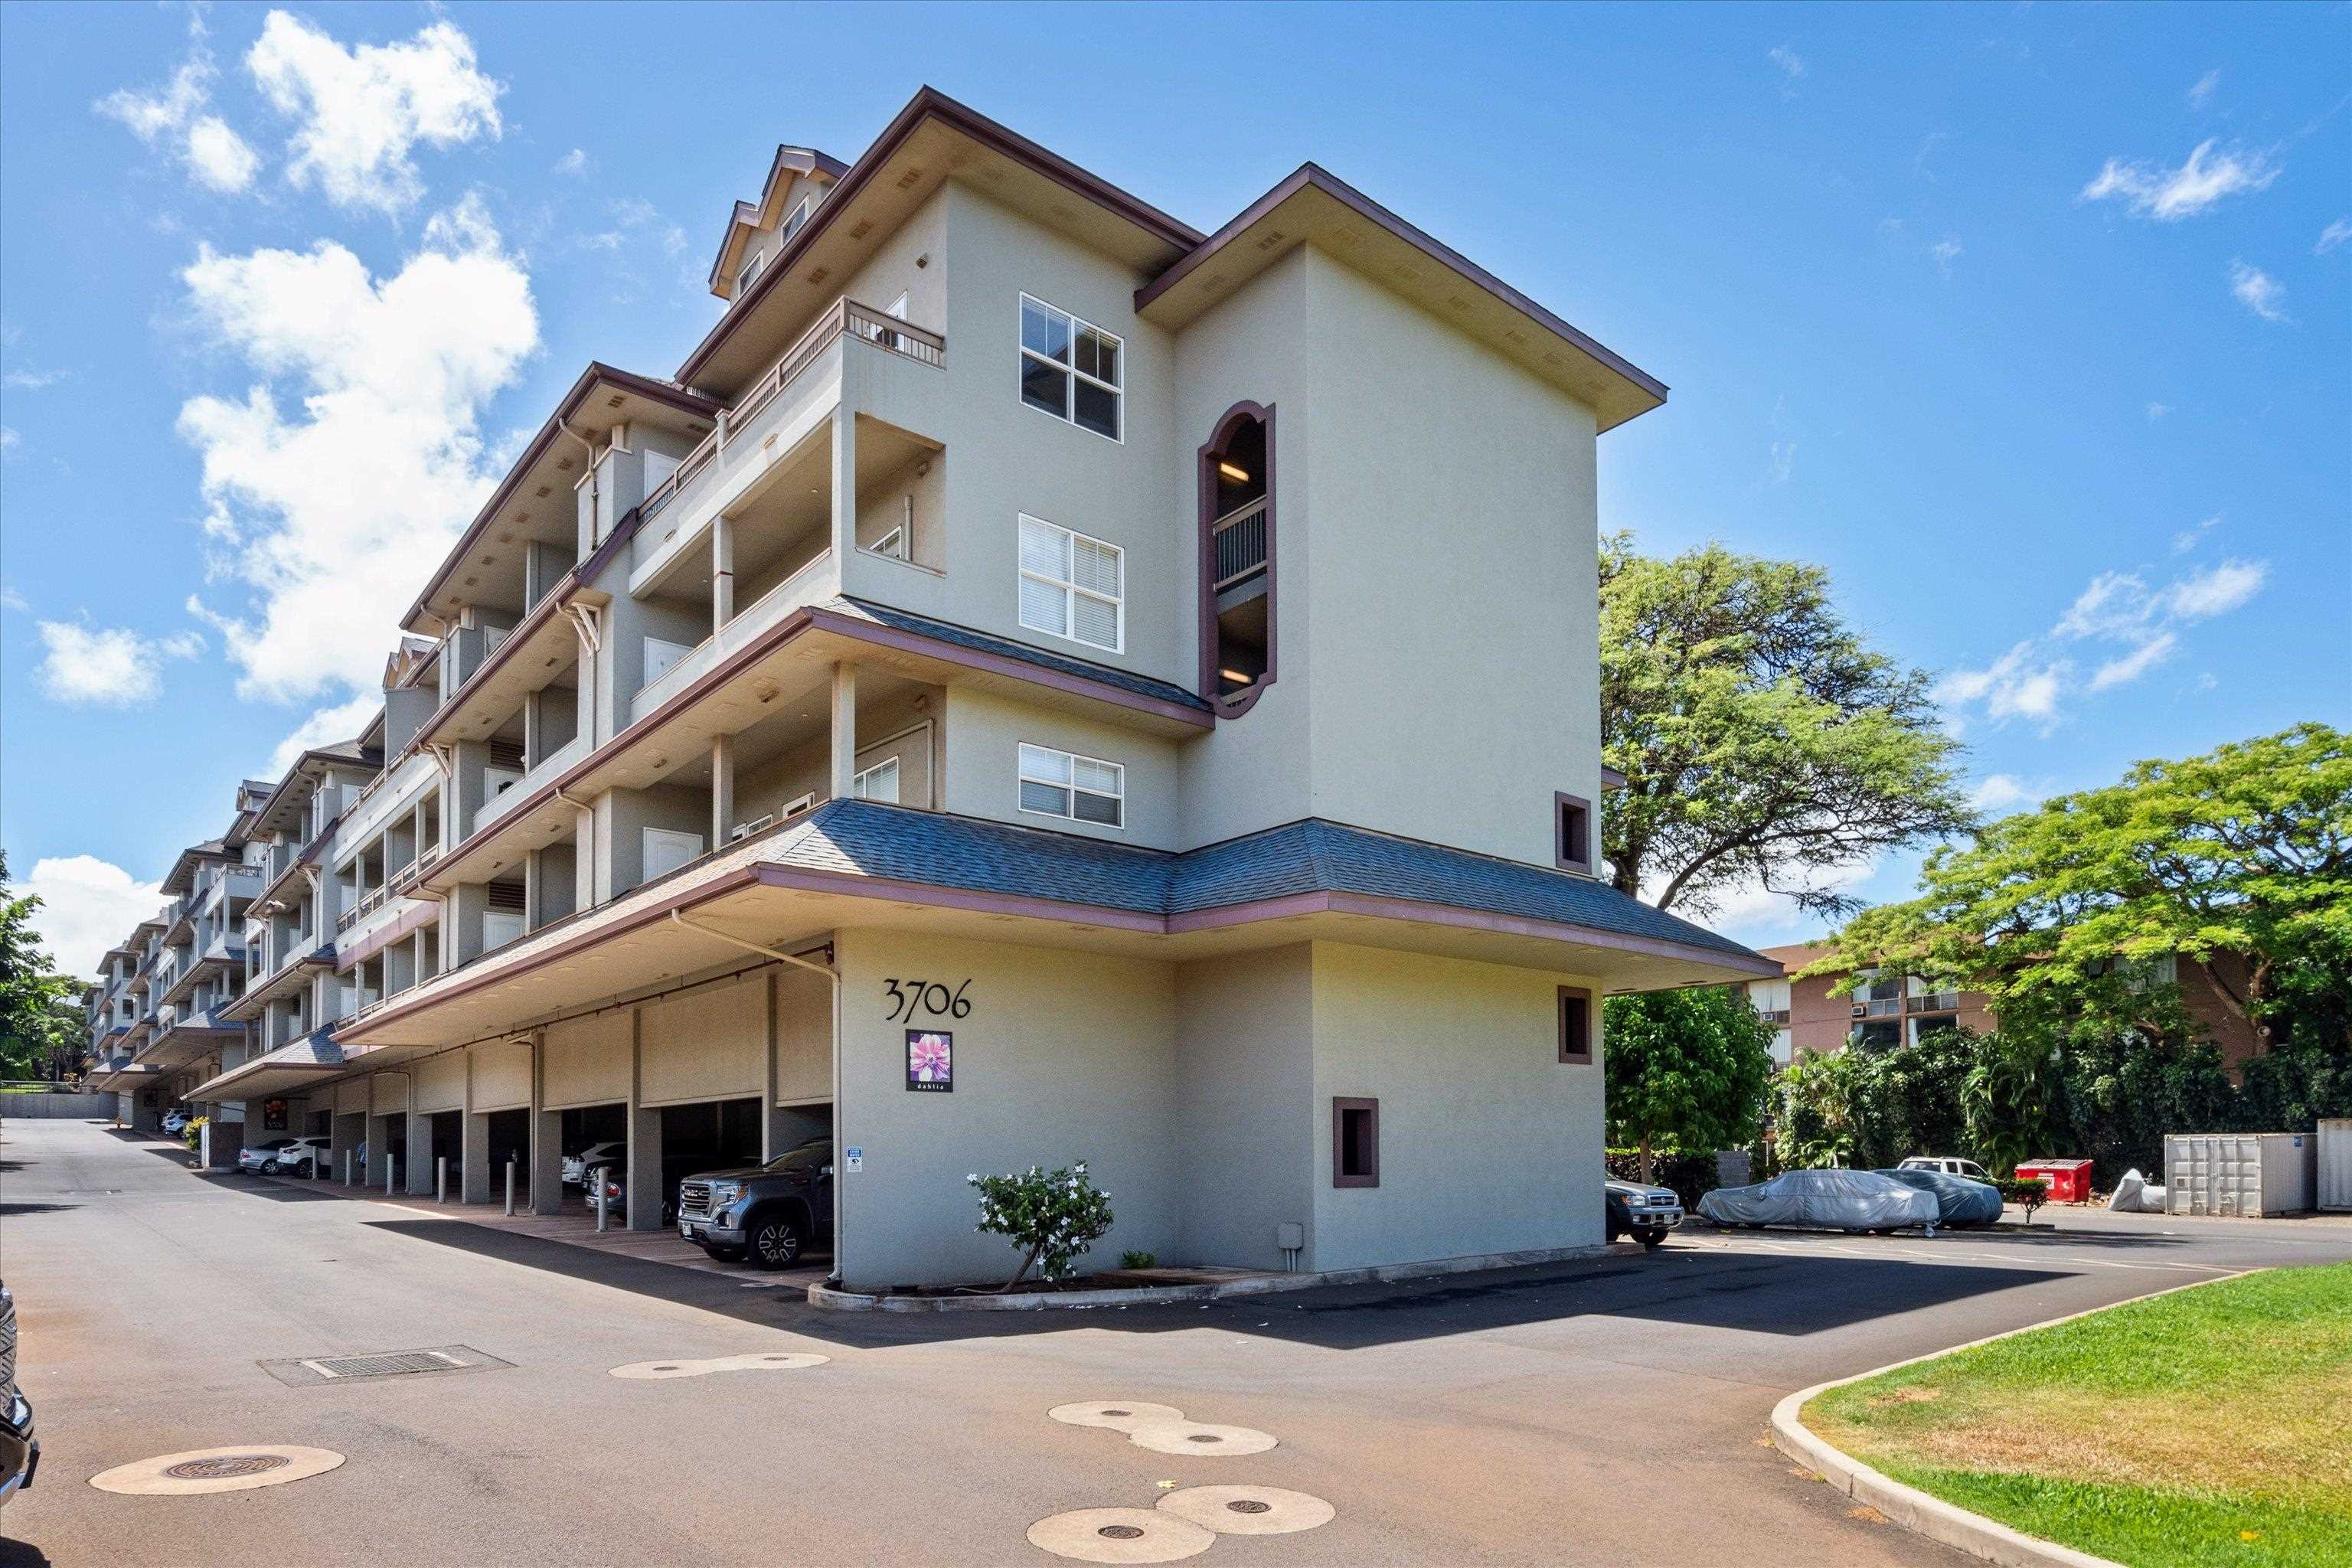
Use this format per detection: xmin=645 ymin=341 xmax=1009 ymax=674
xmin=810 ymin=1242 xmax=1609 ymax=1312
xmin=1769 ymin=1269 xmax=2255 ymax=1568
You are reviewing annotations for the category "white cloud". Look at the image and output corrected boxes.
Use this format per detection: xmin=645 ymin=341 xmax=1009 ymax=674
xmin=2164 ymin=557 xmax=2269 ymax=619
xmin=554 ymin=147 xmax=590 ymax=178
xmin=2146 ymin=401 xmax=2171 ymax=421
xmin=2319 ymin=218 xmax=2352 ymax=256
xmin=0 ymin=426 xmax=18 ymax=458
xmin=2 ymin=368 xmax=67 ymax=390
xmin=247 ymin=12 xmax=503 ymax=214
xmin=265 ymin=693 xmax=383 ymax=776
xmin=2171 ymin=513 xmax=2221 ymax=554
xmin=0 ymin=584 xmax=28 ymax=612
xmin=2227 ymin=260 xmax=2289 ymax=322
xmin=1768 ymin=44 xmax=1805 ymax=79
xmin=2187 ymin=69 xmax=2220 ymax=109
xmin=34 ymin=622 xmax=204 ymax=707
xmin=1968 ymin=775 xmax=2044 ymax=813
xmin=1767 ymin=440 xmax=1795 ymax=484
xmin=1930 ymin=238 xmax=1962 ymax=276
xmin=21 ymin=857 xmax=165 ymax=981
xmin=185 ymin=115 xmax=261 ymax=193
xmin=1687 ymin=857 xmax=1883 ymax=947
xmin=1942 ymin=555 xmax=2269 ymax=729
xmin=2080 ymin=139 xmax=2278 ymax=220
xmin=93 ymin=46 xmax=260 ymax=194
xmin=175 ymin=192 xmax=538 ymax=701
xmin=2089 ymin=632 xmax=2176 ymax=691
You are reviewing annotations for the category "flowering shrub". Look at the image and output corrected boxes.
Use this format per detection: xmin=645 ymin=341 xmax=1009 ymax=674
xmin=182 ymin=1115 xmax=208 ymax=1152
xmin=967 ymin=1161 xmax=1114 ymax=1291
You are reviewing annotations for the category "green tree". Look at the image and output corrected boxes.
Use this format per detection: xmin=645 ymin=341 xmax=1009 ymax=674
xmin=1818 ymin=724 xmax=2352 ymax=1044
xmin=1961 ymin=1031 xmax=2069 ymax=1178
xmin=1603 ymin=986 xmax=1775 ymax=1182
xmin=1599 ymin=534 xmax=1975 ymax=920
xmin=0 ymin=851 xmax=85 ymax=1080
xmin=1775 ymin=1048 xmax=1861 ymax=1169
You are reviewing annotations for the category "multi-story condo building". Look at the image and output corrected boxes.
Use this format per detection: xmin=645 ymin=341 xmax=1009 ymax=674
xmin=161 ymin=89 xmax=1768 ymax=1287
xmin=1751 ymin=941 xmax=2264 ymax=1073
xmin=83 ymin=782 xmax=273 ymax=1131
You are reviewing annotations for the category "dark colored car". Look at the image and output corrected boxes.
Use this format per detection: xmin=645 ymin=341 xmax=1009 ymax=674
xmin=1 ymin=1282 xmax=38 ymax=1507
xmin=586 ymin=1152 xmax=732 ymax=1228
xmin=1875 ymin=1167 xmax=2004 ymax=1227
xmin=675 ymin=1138 xmax=835 ymax=1268
xmin=1604 ymin=1178 xmax=1683 ymax=1249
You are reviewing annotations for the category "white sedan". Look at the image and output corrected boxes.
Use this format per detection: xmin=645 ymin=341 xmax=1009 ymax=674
xmin=269 ymin=1136 xmax=332 ymax=1175
xmin=563 ymin=1141 xmax=626 ymax=1189
xmin=237 ymin=1137 xmax=301 ymax=1174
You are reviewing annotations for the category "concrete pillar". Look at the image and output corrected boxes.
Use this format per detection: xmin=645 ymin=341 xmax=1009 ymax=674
xmin=530 ymin=1032 xmax=563 ymax=1217
xmin=830 ymin=410 xmax=858 ymax=560
xmin=712 ymin=511 xmax=735 ymax=630
xmin=626 ymin=1011 xmax=663 ymax=1231
xmin=463 ymin=1048 xmax=496 ymax=1213
xmin=573 ymin=805 xmax=597 ymax=913
xmin=406 ymin=1107 xmax=433 ymax=1196
xmin=829 ymin=662 xmax=858 ymax=802
xmin=367 ymin=1112 xmax=398 ymax=1187
xmin=711 ymin=733 xmax=735 ymax=847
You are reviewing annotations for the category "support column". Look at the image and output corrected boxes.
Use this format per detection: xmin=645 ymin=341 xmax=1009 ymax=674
xmin=406 ymin=1106 xmax=433 ymax=1196
xmin=712 ymin=511 xmax=735 ymax=631
xmin=829 ymin=662 xmax=858 ymax=802
xmin=531 ymin=1031 xmax=563 ymax=1217
xmin=829 ymin=410 xmax=858 ymax=561
xmin=711 ymin=733 xmax=736 ymax=847
xmin=466 ymin=1048 xmax=494 ymax=1213
xmin=367 ymin=1111 xmax=397 ymax=1187
xmin=626 ymin=1010 xmax=663 ymax=1231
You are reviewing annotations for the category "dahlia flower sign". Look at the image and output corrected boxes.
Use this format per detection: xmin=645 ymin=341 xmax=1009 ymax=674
xmin=906 ymin=1029 xmax=953 ymax=1092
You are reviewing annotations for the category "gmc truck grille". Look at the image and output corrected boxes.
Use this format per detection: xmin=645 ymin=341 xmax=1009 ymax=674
xmin=678 ymin=1182 xmax=715 ymax=1220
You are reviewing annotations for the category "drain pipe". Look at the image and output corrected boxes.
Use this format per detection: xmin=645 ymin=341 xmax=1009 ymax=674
xmin=558 ymin=418 xmax=602 ymax=547
xmin=669 ymin=911 xmax=844 ymax=1282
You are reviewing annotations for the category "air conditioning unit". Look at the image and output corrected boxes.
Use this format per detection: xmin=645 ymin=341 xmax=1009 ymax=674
xmin=1851 ymin=1004 xmax=1867 ymax=1018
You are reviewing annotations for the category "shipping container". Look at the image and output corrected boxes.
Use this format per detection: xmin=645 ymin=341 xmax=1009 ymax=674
xmin=2163 ymin=1132 xmax=2318 ymax=1218
xmin=2320 ymin=1119 xmax=2352 ymax=1214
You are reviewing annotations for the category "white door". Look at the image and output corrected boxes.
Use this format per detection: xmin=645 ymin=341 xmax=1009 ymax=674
xmin=644 ymin=637 xmax=695 ymax=686
xmin=482 ymin=912 xmax=525 ymax=951
xmin=643 ymin=828 xmax=704 ymax=880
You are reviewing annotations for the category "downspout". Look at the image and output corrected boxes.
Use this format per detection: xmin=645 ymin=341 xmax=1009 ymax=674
xmin=668 ymin=911 xmax=844 ymax=1283
xmin=558 ymin=417 xmax=602 ymax=545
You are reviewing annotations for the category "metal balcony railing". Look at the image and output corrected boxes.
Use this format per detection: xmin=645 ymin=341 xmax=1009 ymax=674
xmin=1210 ymin=498 xmax=1269 ymax=592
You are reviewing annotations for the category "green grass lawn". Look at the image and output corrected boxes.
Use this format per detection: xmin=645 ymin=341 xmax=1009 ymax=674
xmin=1805 ymin=1263 xmax=2352 ymax=1568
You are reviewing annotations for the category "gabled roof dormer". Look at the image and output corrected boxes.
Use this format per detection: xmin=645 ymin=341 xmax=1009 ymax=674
xmin=708 ymin=145 xmax=851 ymax=302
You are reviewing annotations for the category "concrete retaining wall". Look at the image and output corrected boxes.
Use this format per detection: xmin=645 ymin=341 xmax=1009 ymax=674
xmin=0 ymin=1092 xmax=119 ymax=1119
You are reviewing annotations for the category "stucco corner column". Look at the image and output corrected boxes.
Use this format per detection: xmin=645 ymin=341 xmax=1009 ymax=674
xmin=626 ymin=1012 xmax=663 ymax=1231
xmin=829 ymin=662 xmax=858 ymax=802
xmin=529 ymin=1031 xmax=563 ymax=1216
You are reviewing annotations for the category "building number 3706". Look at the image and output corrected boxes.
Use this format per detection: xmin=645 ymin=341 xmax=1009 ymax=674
xmin=883 ymin=978 xmax=973 ymax=1023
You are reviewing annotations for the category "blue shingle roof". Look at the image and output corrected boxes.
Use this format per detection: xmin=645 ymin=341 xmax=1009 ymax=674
xmin=763 ymin=802 xmax=1764 ymax=965
xmin=825 ymin=597 xmax=1213 ymax=714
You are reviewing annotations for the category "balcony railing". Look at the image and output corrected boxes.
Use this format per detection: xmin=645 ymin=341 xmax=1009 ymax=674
xmin=629 ymin=550 xmax=834 ymax=724
xmin=639 ymin=297 xmax=946 ymax=528
xmin=1852 ymin=997 xmax=1903 ymax=1018
xmin=1909 ymin=989 xmax=1962 ymax=1013
xmin=474 ymin=733 xmax=592 ymax=835
xmin=1211 ymin=498 xmax=1269 ymax=592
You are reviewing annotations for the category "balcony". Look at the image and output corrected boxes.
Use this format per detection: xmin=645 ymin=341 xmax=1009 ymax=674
xmin=1211 ymin=498 xmax=1269 ymax=593
xmin=630 ymin=550 xmax=835 ymax=724
xmin=1909 ymin=989 xmax=1962 ymax=1013
xmin=474 ymin=733 xmax=592 ymax=835
xmin=643 ymin=298 xmax=942 ymax=529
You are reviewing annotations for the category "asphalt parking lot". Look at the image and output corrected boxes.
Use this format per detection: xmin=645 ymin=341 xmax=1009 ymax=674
xmin=7 ymin=1117 xmax=2349 ymax=1566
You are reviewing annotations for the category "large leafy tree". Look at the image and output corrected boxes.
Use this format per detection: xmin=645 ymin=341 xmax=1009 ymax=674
xmin=0 ymin=851 xmax=86 ymax=1080
xmin=1599 ymin=534 xmax=1974 ymax=920
xmin=1818 ymin=724 xmax=2352 ymax=1043
xmin=1603 ymin=985 xmax=1775 ymax=1182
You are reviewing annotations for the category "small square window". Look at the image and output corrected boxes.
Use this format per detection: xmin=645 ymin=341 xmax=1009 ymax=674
xmin=1554 ymin=792 xmax=1593 ymax=874
xmin=1558 ymin=986 xmax=1595 ymax=1065
xmin=1332 ymin=1098 xmax=1379 ymax=1188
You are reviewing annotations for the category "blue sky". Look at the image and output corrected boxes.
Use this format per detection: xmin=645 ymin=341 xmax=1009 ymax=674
xmin=3 ymin=1 xmax=2347 ymax=975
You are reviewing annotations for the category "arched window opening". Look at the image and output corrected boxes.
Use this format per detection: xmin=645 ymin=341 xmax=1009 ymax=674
xmin=1200 ymin=405 xmax=1275 ymax=710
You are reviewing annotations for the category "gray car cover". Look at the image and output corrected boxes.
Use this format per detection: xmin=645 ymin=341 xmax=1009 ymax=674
xmin=1876 ymin=1167 xmax=2004 ymax=1227
xmin=1697 ymin=1168 xmax=1941 ymax=1230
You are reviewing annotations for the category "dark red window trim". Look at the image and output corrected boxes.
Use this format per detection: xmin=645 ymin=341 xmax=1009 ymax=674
xmin=1553 ymin=791 xmax=1593 ymax=874
xmin=1558 ymin=985 xmax=1596 ymax=1065
xmin=1331 ymin=1096 xmax=1379 ymax=1187
xmin=1197 ymin=400 xmax=1276 ymax=716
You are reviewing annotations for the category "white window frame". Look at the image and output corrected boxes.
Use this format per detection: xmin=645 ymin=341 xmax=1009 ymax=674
xmin=1018 ymin=292 xmax=1124 ymax=443
xmin=736 ymin=248 xmax=766 ymax=297
xmin=852 ymin=756 xmax=900 ymax=803
xmin=1016 ymin=743 xmax=1125 ymax=829
xmin=1018 ymin=514 xmax=1124 ymax=654
xmin=776 ymin=194 xmax=814 ymax=249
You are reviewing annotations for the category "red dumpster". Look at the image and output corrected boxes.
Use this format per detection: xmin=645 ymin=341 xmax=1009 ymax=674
xmin=2014 ymin=1158 xmax=2094 ymax=1204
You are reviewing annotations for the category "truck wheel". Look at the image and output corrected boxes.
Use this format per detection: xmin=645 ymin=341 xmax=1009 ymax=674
xmin=1639 ymin=1233 xmax=1665 ymax=1250
xmin=746 ymin=1210 xmax=804 ymax=1269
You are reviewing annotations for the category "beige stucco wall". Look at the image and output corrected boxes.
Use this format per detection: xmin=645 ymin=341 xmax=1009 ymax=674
xmin=1308 ymin=942 xmax=1606 ymax=1269
xmin=831 ymin=927 xmax=1181 ymax=1291
xmin=639 ymin=973 xmax=764 ymax=1107
xmin=544 ymin=1010 xmax=631 ymax=1109
xmin=470 ymin=1036 xmax=532 ymax=1112
xmin=412 ymin=1048 xmax=465 ymax=1114
xmin=1171 ymin=944 xmax=1315 ymax=1269
xmin=937 ymin=685 xmax=1181 ymax=848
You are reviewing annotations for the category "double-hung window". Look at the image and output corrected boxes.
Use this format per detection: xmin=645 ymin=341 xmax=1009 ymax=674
xmin=852 ymin=757 xmax=900 ymax=803
xmin=1018 ymin=514 xmax=1122 ymax=652
xmin=1018 ymin=743 xmax=1123 ymax=828
xmin=1020 ymin=293 xmax=1122 ymax=439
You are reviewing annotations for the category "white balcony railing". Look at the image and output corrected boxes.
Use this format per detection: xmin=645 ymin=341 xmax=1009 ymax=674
xmin=473 ymin=733 xmax=591 ymax=835
xmin=629 ymin=551 xmax=835 ymax=724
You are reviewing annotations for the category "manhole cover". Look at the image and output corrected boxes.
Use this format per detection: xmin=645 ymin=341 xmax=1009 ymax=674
xmin=166 ymin=1455 xmax=289 ymax=1481
xmin=1125 ymin=1421 xmax=1279 ymax=1457
xmin=90 ymin=1446 xmax=345 ymax=1496
xmin=1158 ymin=1485 xmax=1336 ymax=1537
xmin=1026 ymin=1508 xmax=1212 ymax=1563
xmin=1047 ymin=1400 xmax=1186 ymax=1431
xmin=1098 ymin=1525 xmax=1145 ymax=1539
xmin=259 ymin=1344 xmax=511 ymax=1387
xmin=609 ymin=1351 xmax=828 ymax=1380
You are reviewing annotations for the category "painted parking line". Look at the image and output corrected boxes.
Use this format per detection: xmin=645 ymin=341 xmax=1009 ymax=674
xmin=1681 ymin=1233 xmax=2239 ymax=1275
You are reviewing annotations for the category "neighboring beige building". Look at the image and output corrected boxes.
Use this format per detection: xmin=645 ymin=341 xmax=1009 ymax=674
xmin=158 ymin=89 xmax=1766 ymax=1288
xmin=1749 ymin=941 xmax=2265 ymax=1076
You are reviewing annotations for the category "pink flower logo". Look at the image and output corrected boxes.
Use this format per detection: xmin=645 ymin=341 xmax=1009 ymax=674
xmin=910 ymin=1033 xmax=950 ymax=1082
